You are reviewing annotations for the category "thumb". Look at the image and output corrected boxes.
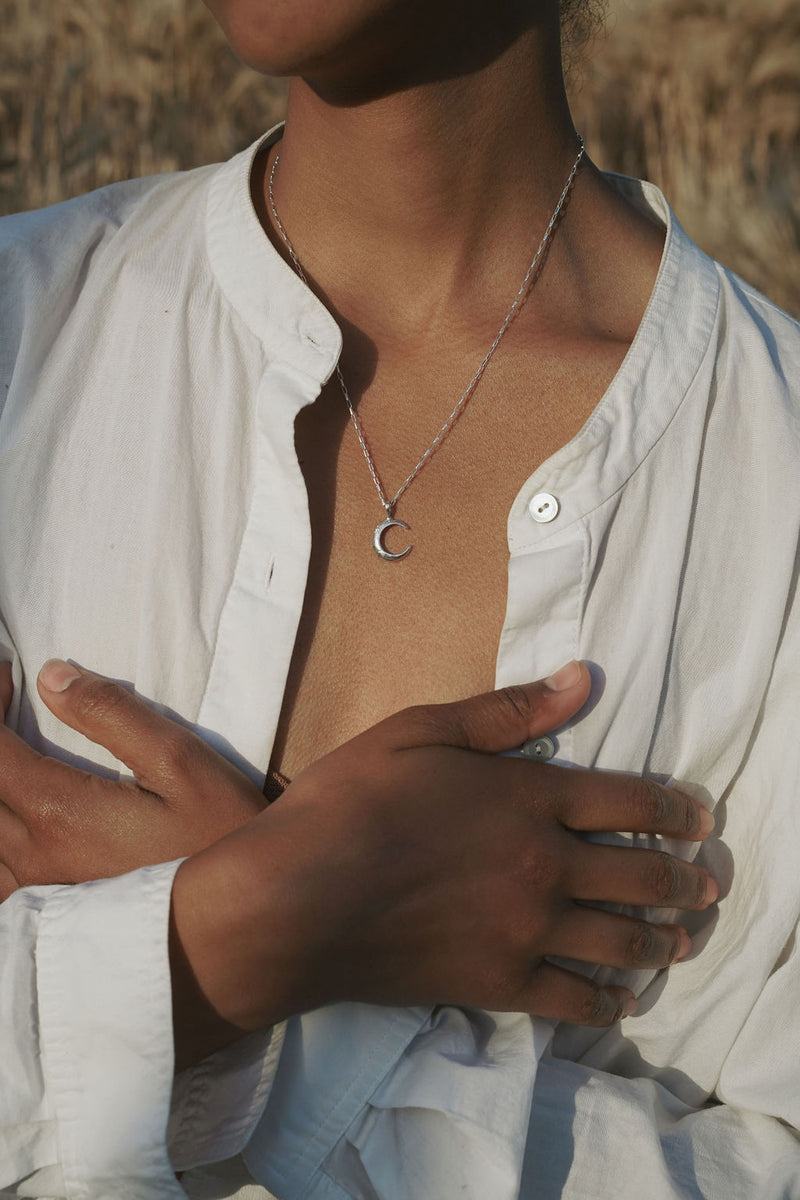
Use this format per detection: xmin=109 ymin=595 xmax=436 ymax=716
xmin=391 ymin=661 xmax=592 ymax=754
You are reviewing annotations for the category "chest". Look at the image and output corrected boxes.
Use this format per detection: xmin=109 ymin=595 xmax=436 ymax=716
xmin=271 ymin=341 xmax=620 ymax=779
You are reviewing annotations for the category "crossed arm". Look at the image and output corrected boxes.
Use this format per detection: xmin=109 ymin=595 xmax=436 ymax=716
xmin=2 ymin=657 xmax=798 ymax=1198
xmin=0 ymin=656 xmax=716 ymax=1070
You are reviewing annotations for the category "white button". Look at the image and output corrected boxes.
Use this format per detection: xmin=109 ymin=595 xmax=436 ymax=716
xmin=528 ymin=492 xmax=559 ymax=523
xmin=521 ymin=735 xmax=556 ymax=760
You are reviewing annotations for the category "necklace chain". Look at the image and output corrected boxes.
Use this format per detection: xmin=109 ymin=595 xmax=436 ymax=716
xmin=268 ymin=136 xmax=584 ymax=530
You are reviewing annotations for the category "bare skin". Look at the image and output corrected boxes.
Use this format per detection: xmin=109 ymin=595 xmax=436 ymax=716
xmin=0 ymin=1 xmax=707 ymax=1074
xmin=237 ymin=9 xmax=667 ymax=776
xmin=0 ymin=661 xmax=716 ymax=1074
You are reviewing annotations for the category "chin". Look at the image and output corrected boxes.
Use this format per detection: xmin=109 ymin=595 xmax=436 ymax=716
xmin=201 ymin=0 xmax=402 ymax=77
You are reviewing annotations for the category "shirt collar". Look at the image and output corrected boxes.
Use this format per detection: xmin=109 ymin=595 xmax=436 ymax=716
xmin=205 ymin=122 xmax=343 ymax=385
xmin=507 ymin=174 xmax=721 ymax=551
xmin=206 ymin=130 xmax=721 ymax=529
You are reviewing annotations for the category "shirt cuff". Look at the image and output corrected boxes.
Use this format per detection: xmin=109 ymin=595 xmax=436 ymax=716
xmin=35 ymin=861 xmax=191 ymax=1200
xmin=168 ymin=1024 xmax=286 ymax=1173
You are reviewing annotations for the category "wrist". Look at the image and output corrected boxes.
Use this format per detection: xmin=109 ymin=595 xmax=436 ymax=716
xmin=169 ymin=827 xmax=297 ymax=1071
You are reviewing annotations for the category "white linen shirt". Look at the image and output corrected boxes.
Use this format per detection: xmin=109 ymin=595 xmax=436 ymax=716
xmin=0 ymin=125 xmax=799 ymax=1200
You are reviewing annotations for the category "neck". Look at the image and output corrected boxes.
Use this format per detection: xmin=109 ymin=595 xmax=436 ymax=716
xmin=264 ymin=15 xmax=583 ymax=337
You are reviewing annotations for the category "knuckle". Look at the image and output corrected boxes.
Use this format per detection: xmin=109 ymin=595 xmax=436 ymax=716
xmin=693 ymin=867 xmax=710 ymax=909
xmin=490 ymin=878 xmax=551 ymax=952
xmin=496 ymin=685 xmax=538 ymax=726
xmin=483 ymin=959 xmax=531 ymax=1009
xmin=534 ymin=773 xmax=568 ymax=819
xmin=626 ymin=920 xmax=657 ymax=965
xmin=680 ymin=796 xmax=699 ymax=837
xmin=155 ymin=730 xmax=204 ymax=779
xmin=519 ymin=841 xmax=566 ymax=901
xmin=632 ymin=776 xmax=667 ymax=828
xmin=32 ymin=768 xmax=92 ymax=834
xmin=578 ymin=982 xmax=614 ymax=1026
xmin=653 ymin=851 xmax=682 ymax=903
xmin=72 ymin=677 xmax=128 ymax=724
xmin=394 ymin=703 xmax=449 ymax=743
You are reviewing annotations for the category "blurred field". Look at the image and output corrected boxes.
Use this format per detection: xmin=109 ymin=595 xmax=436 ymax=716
xmin=571 ymin=0 xmax=800 ymax=315
xmin=1 ymin=0 xmax=799 ymax=315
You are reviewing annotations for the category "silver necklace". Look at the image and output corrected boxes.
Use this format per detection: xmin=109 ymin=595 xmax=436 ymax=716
xmin=268 ymin=137 xmax=585 ymax=561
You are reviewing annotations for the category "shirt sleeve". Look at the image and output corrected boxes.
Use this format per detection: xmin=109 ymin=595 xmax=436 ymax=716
xmin=242 ymin=1003 xmax=550 ymax=1200
xmin=241 ymin=995 xmax=800 ymax=1200
xmin=522 ymin=1048 xmax=800 ymax=1200
xmin=0 ymin=862 xmax=282 ymax=1200
xmin=520 ymin=882 xmax=800 ymax=1198
xmin=521 ymin=924 xmax=800 ymax=1200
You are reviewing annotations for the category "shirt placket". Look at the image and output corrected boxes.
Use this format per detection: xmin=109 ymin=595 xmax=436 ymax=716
xmin=498 ymin=473 xmax=589 ymax=766
xmin=195 ymin=356 xmax=328 ymax=783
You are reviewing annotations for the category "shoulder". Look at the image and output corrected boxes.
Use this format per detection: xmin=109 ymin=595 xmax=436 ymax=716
xmin=607 ymin=172 xmax=800 ymax=437
xmin=0 ymin=162 xmax=219 ymax=371
xmin=0 ymin=162 xmax=217 ymax=273
xmin=709 ymin=265 xmax=800 ymax=443
xmin=715 ymin=265 xmax=800 ymax=373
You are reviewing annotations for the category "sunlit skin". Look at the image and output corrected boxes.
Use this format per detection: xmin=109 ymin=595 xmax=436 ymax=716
xmin=181 ymin=0 xmax=678 ymax=1060
xmin=206 ymin=0 xmax=663 ymax=347
xmin=0 ymin=0 xmax=706 ymax=1077
xmin=0 ymin=660 xmax=716 ymax=1073
xmin=205 ymin=0 xmax=668 ymax=779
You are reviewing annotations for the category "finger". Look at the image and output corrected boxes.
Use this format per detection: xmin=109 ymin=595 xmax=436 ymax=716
xmin=0 ymin=736 xmax=161 ymax=885
xmin=522 ymin=960 xmax=636 ymax=1026
xmin=544 ymin=765 xmax=714 ymax=841
xmin=0 ymin=661 xmax=12 ymax=722
xmin=555 ymin=905 xmax=691 ymax=970
xmin=36 ymin=659 xmax=214 ymax=793
xmin=0 ymin=725 xmax=84 ymax=865
xmin=0 ymin=718 xmax=126 ymax=826
xmin=0 ymin=722 xmax=49 ymax=819
xmin=389 ymin=660 xmax=592 ymax=754
xmin=569 ymin=842 xmax=718 ymax=910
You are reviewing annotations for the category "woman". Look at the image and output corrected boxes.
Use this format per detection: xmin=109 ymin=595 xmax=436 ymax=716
xmin=0 ymin=0 xmax=797 ymax=1196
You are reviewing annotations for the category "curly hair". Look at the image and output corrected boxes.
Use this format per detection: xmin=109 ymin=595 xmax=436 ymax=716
xmin=560 ymin=0 xmax=608 ymax=48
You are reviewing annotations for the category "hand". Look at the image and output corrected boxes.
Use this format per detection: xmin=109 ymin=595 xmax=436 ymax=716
xmin=171 ymin=662 xmax=718 ymax=1066
xmin=0 ymin=658 xmax=264 ymax=898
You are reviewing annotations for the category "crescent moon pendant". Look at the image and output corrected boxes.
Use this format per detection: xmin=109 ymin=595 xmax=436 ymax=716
xmin=373 ymin=515 xmax=412 ymax=561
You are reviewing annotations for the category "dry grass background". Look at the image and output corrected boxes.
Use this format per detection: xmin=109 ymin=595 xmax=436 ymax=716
xmin=1 ymin=0 xmax=799 ymax=315
xmin=572 ymin=0 xmax=800 ymax=316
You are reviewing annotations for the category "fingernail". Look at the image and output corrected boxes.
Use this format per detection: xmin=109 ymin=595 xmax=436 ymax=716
xmin=39 ymin=659 xmax=81 ymax=692
xmin=543 ymin=661 xmax=583 ymax=691
xmin=704 ymin=874 xmax=719 ymax=905
xmin=698 ymin=805 xmax=715 ymax=836
xmin=674 ymin=928 xmax=692 ymax=962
